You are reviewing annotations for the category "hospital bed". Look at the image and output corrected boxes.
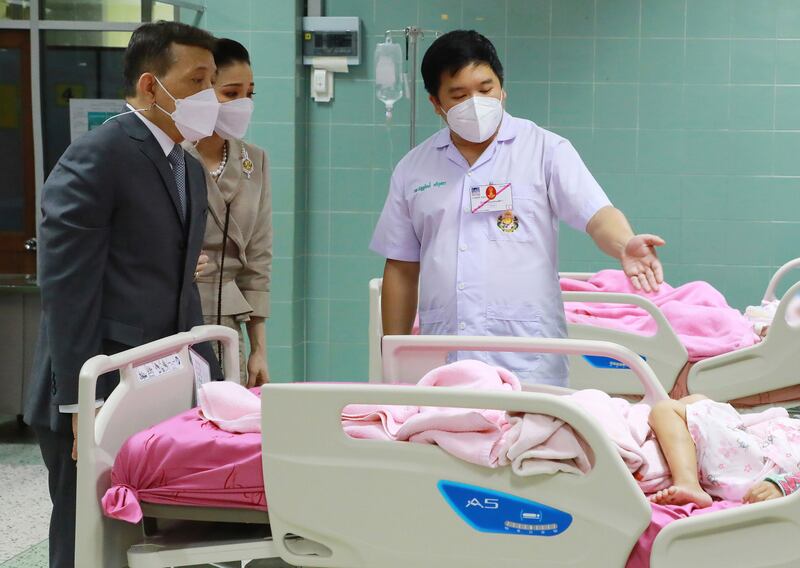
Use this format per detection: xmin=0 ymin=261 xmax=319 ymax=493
xmin=266 ymin=336 xmax=800 ymax=568
xmin=369 ymin=257 xmax=800 ymax=404
xmin=73 ymin=325 xmax=282 ymax=567
xmin=76 ymin=326 xmax=800 ymax=567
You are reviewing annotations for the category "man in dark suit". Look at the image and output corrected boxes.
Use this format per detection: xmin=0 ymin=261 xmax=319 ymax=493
xmin=24 ymin=21 xmax=220 ymax=567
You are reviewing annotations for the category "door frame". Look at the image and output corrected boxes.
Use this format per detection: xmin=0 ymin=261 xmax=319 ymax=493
xmin=0 ymin=0 xmax=206 ymax=274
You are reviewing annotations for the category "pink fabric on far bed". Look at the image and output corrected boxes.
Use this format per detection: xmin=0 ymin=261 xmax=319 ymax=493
xmin=101 ymin=390 xmax=265 ymax=523
xmin=560 ymin=270 xmax=760 ymax=361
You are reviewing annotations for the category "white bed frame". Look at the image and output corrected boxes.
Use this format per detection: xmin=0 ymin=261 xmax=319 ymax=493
xmin=73 ymin=325 xmax=281 ymax=568
xmin=688 ymin=278 xmax=800 ymax=402
xmin=369 ymin=258 xmax=800 ymax=402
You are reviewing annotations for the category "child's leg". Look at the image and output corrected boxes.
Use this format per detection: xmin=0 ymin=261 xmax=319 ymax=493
xmin=647 ymin=395 xmax=712 ymax=507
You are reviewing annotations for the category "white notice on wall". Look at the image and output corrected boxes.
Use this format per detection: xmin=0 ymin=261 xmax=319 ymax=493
xmin=68 ymin=98 xmax=124 ymax=141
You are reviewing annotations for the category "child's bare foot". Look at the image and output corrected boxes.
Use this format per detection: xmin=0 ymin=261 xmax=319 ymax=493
xmin=649 ymin=485 xmax=713 ymax=508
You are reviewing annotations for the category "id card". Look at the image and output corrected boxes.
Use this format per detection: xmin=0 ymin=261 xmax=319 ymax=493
xmin=470 ymin=183 xmax=512 ymax=213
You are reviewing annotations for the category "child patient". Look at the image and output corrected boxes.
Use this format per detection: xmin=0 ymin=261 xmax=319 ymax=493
xmin=648 ymin=395 xmax=800 ymax=507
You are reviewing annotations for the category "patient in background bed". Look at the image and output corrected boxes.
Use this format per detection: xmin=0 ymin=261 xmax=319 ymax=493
xmin=648 ymin=395 xmax=800 ymax=507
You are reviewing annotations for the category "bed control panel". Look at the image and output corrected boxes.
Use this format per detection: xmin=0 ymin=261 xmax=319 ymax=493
xmin=438 ymin=481 xmax=572 ymax=537
xmin=582 ymin=354 xmax=647 ymax=370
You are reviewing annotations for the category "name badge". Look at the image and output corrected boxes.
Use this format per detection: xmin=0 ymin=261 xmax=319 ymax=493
xmin=470 ymin=183 xmax=512 ymax=213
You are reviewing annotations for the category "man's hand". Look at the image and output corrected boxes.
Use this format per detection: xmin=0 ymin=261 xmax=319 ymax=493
xmin=621 ymin=234 xmax=665 ymax=293
xmin=71 ymin=413 xmax=78 ymax=461
xmin=743 ymin=481 xmax=783 ymax=504
xmin=195 ymin=251 xmax=209 ymax=280
xmin=246 ymin=351 xmax=269 ymax=388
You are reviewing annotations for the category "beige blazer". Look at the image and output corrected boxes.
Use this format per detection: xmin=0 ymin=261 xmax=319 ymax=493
xmin=184 ymin=139 xmax=273 ymax=319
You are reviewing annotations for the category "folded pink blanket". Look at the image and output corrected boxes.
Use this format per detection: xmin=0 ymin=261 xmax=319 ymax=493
xmin=342 ymin=360 xmax=520 ymax=467
xmin=199 ymin=381 xmax=260 ymax=433
xmin=343 ymin=362 xmax=670 ymax=493
xmin=561 ymin=270 xmax=760 ymax=361
xmin=495 ymin=389 xmax=671 ymax=493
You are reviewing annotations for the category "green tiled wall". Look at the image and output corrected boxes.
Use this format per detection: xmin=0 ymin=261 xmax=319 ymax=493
xmin=204 ymin=0 xmax=306 ymax=382
xmin=302 ymin=0 xmax=800 ymax=381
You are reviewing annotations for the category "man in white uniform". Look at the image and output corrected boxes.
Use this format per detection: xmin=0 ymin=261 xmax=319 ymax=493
xmin=370 ymin=30 xmax=665 ymax=386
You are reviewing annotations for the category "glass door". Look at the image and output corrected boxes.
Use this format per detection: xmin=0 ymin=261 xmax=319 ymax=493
xmin=0 ymin=30 xmax=36 ymax=274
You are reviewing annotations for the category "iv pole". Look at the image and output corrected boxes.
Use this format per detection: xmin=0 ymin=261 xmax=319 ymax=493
xmin=384 ymin=26 xmax=440 ymax=149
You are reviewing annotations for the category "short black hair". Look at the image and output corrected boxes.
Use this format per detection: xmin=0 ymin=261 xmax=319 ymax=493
xmin=214 ymin=38 xmax=251 ymax=69
xmin=123 ymin=21 xmax=217 ymax=97
xmin=421 ymin=30 xmax=504 ymax=98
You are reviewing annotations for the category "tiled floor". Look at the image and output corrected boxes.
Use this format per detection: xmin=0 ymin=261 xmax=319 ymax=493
xmin=0 ymin=416 xmax=291 ymax=568
xmin=0 ymin=416 xmax=51 ymax=567
xmin=0 ymin=540 xmax=48 ymax=568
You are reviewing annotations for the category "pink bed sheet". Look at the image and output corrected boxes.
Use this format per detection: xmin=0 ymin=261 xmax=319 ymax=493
xmin=627 ymin=500 xmax=741 ymax=567
xmin=102 ymin=394 xmax=266 ymax=524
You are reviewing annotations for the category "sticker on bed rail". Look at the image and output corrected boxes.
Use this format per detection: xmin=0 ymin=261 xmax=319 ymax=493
xmin=582 ymin=354 xmax=647 ymax=370
xmin=438 ymin=481 xmax=572 ymax=536
xmin=134 ymin=353 xmax=183 ymax=382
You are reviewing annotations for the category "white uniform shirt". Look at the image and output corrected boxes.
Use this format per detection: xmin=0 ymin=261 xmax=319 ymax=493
xmin=370 ymin=112 xmax=611 ymax=386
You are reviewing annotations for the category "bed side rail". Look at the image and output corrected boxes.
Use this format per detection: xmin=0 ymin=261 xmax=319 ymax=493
xmin=381 ymin=335 xmax=668 ymax=406
xmin=261 ymin=381 xmax=652 ymax=568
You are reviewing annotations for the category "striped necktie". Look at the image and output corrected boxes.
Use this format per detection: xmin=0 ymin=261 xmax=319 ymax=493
xmin=167 ymin=143 xmax=187 ymax=221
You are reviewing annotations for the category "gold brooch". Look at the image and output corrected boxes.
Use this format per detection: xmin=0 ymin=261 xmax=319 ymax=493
xmin=241 ymin=143 xmax=254 ymax=179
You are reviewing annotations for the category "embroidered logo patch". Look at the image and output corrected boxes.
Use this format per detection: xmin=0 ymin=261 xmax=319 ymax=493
xmin=497 ymin=210 xmax=519 ymax=233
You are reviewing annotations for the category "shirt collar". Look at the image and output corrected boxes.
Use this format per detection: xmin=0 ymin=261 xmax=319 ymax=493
xmin=126 ymin=103 xmax=176 ymax=157
xmin=434 ymin=111 xmax=518 ymax=149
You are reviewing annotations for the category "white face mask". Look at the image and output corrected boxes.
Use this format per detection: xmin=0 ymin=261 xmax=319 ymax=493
xmin=154 ymin=76 xmax=220 ymax=142
xmin=215 ymin=97 xmax=254 ymax=140
xmin=442 ymin=95 xmax=504 ymax=143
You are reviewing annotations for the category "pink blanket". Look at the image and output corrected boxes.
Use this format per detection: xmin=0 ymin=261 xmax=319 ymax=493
xmin=496 ymin=389 xmax=671 ymax=494
xmin=342 ymin=360 xmax=520 ymax=467
xmin=198 ymin=381 xmax=261 ymax=433
xmin=561 ymin=270 xmax=760 ymax=361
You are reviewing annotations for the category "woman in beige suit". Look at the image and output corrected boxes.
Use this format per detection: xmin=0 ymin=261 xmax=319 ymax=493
xmin=187 ymin=39 xmax=272 ymax=386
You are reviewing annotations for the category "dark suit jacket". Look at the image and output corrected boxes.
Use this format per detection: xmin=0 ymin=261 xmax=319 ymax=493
xmin=25 ymin=111 xmax=218 ymax=432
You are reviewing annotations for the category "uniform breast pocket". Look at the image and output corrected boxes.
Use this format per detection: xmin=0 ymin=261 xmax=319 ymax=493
xmin=418 ymin=306 xmax=448 ymax=335
xmin=485 ymin=304 xmax=542 ymax=371
xmin=486 ymin=197 xmax=535 ymax=242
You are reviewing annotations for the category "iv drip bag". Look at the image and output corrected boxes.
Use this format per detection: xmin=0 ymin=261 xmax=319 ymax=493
xmin=375 ymin=39 xmax=403 ymax=121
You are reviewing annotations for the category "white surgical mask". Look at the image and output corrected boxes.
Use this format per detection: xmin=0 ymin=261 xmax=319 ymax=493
xmin=154 ymin=76 xmax=220 ymax=142
xmin=442 ymin=95 xmax=504 ymax=143
xmin=215 ymin=97 xmax=254 ymax=140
